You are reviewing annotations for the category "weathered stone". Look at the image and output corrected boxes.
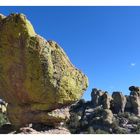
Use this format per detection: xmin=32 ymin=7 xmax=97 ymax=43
xmin=0 ymin=13 xmax=88 ymax=127
xmin=67 ymin=86 xmax=140 ymax=134
xmin=70 ymin=99 xmax=86 ymax=118
xmin=67 ymin=111 xmax=83 ymax=134
xmin=102 ymin=109 xmax=113 ymax=125
xmin=129 ymin=86 xmax=140 ymax=93
xmin=112 ymin=92 xmax=126 ymax=113
xmin=91 ymin=89 xmax=112 ymax=109
xmin=129 ymin=86 xmax=140 ymax=116
xmin=102 ymin=92 xmax=112 ymax=109
xmin=91 ymin=88 xmax=104 ymax=107
xmin=7 ymin=105 xmax=70 ymax=127
xmin=125 ymin=95 xmax=132 ymax=112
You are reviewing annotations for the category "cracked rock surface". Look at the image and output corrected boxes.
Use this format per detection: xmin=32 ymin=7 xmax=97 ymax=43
xmin=0 ymin=13 xmax=88 ymax=127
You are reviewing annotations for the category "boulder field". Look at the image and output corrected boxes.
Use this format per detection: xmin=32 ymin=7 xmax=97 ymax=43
xmin=0 ymin=13 xmax=88 ymax=127
xmin=68 ymin=86 xmax=140 ymax=134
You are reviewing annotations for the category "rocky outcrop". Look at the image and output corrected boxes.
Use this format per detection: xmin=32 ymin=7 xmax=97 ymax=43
xmin=102 ymin=92 xmax=112 ymax=109
xmin=67 ymin=86 xmax=140 ymax=134
xmin=67 ymin=99 xmax=114 ymax=134
xmin=91 ymin=88 xmax=104 ymax=107
xmin=0 ymin=123 xmax=71 ymax=134
xmin=0 ymin=13 xmax=88 ymax=127
xmin=129 ymin=86 xmax=140 ymax=116
xmin=112 ymin=92 xmax=126 ymax=113
xmin=91 ymin=89 xmax=111 ymax=109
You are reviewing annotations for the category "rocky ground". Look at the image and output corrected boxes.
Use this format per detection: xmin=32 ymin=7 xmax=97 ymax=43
xmin=67 ymin=100 xmax=140 ymax=134
xmin=0 ymin=123 xmax=70 ymax=134
xmin=67 ymin=86 xmax=140 ymax=134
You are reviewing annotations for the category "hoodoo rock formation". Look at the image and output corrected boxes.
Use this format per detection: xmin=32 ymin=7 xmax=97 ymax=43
xmin=129 ymin=86 xmax=140 ymax=116
xmin=0 ymin=13 xmax=88 ymax=127
xmin=112 ymin=92 xmax=126 ymax=113
xmin=68 ymin=86 xmax=140 ymax=134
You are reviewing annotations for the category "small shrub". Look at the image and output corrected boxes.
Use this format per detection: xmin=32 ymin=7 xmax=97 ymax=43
xmin=0 ymin=113 xmax=8 ymax=127
xmin=123 ymin=112 xmax=131 ymax=118
xmin=95 ymin=129 xmax=109 ymax=134
xmin=135 ymin=123 xmax=140 ymax=134
xmin=88 ymin=126 xmax=95 ymax=134
xmin=114 ymin=127 xmax=128 ymax=134
xmin=128 ymin=116 xmax=140 ymax=124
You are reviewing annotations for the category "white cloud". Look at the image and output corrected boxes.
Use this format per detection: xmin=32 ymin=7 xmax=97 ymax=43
xmin=130 ymin=63 xmax=136 ymax=67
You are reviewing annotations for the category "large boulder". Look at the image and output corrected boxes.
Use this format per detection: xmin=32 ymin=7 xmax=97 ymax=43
xmin=0 ymin=13 xmax=88 ymax=127
xmin=112 ymin=92 xmax=126 ymax=113
xmin=91 ymin=89 xmax=112 ymax=109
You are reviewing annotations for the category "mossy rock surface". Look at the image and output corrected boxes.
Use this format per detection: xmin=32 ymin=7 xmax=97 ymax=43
xmin=0 ymin=13 xmax=88 ymax=126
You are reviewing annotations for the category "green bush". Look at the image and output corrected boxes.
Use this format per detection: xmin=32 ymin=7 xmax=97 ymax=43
xmin=0 ymin=113 xmax=8 ymax=127
xmin=118 ymin=112 xmax=130 ymax=119
xmin=134 ymin=123 xmax=140 ymax=134
xmin=95 ymin=129 xmax=109 ymax=134
xmin=114 ymin=127 xmax=128 ymax=134
xmin=128 ymin=116 xmax=140 ymax=124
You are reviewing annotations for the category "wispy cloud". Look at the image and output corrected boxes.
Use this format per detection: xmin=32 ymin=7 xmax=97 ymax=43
xmin=130 ymin=63 xmax=136 ymax=67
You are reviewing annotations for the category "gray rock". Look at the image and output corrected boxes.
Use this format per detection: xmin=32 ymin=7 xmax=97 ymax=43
xmin=129 ymin=86 xmax=140 ymax=93
xmin=129 ymin=86 xmax=140 ymax=116
xmin=102 ymin=92 xmax=112 ymax=109
xmin=125 ymin=95 xmax=132 ymax=112
xmin=112 ymin=92 xmax=126 ymax=113
xmin=91 ymin=88 xmax=104 ymax=107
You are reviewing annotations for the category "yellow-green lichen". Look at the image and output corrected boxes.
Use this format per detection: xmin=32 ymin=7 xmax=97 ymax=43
xmin=0 ymin=13 xmax=88 ymax=126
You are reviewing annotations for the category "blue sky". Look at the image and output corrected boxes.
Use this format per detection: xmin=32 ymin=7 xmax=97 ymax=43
xmin=0 ymin=6 xmax=140 ymax=100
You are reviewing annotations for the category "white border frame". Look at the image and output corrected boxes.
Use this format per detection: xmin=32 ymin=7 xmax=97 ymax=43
xmin=0 ymin=0 xmax=140 ymax=6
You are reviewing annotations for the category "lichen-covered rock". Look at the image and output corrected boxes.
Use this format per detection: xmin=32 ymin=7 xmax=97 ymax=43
xmin=0 ymin=13 xmax=88 ymax=127
xmin=112 ymin=92 xmax=126 ymax=113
